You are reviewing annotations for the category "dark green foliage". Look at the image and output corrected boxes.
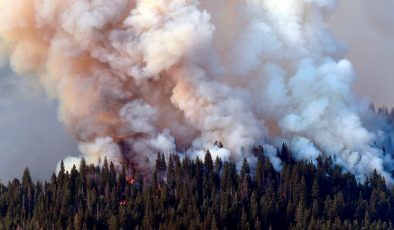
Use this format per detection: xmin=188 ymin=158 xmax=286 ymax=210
xmin=1 ymin=146 xmax=394 ymax=229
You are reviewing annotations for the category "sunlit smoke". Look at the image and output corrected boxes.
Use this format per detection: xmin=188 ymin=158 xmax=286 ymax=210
xmin=0 ymin=0 xmax=393 ymax=182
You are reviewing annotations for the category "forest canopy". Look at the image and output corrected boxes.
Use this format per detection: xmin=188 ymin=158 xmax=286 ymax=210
xmin=0 ymin=145 xmax=393 ymax=229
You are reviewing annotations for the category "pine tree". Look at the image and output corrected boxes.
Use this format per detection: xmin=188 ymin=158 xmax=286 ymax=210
xmin=255 ymin=155 xmax=264 ymax=193
xmin=312 ymin=178 xmax=319 ymax=200
xmin=58 ymin=160 xmax=65 ymax=183
xmin=240 ymin=158 xmax=251 ymax=200
xmin=21 ymin=167 xmax=33 ymax=218
xmin=167 ymin=155 xmax=175 ymax=188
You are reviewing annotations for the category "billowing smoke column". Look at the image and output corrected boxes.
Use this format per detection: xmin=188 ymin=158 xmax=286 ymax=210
xmin=0 ymin=0 xmax=393 ymax=182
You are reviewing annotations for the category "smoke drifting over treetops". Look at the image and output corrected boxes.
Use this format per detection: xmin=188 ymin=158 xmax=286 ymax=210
xmin=0 ymin=0 xmax=393 ymax=182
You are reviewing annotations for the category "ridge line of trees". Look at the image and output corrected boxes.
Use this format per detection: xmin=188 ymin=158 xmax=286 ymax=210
xmin=1 ymin=145 xmax=393 ymax=229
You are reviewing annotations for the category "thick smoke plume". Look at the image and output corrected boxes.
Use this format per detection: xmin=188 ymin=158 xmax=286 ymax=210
xmin=0 ymin=0 xmax=393 ymax=182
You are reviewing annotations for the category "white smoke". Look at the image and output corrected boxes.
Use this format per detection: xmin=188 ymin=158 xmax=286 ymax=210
xmin=0 ymin=0 xmax=393 ymax=182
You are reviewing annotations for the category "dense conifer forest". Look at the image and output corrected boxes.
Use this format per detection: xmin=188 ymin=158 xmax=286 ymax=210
xmin=1 ymin=144 xmax=394 ymax=229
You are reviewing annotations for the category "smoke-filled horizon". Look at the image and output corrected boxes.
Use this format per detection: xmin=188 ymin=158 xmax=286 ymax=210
xmin=0 ymin=66 xmax=79 ymax=182
xmin=330 ymin=0 xmax=394 ymax=108
xmin=0 ymin=0 xmax=393 ymax=183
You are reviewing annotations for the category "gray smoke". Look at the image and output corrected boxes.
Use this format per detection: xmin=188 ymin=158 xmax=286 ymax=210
xmin=0 ymin=0 xmax=393 ymax=182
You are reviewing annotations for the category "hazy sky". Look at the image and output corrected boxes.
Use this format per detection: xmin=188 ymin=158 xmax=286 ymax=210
xmin=330 ymin=0 xmax=394 ymax=107
xmin=0 ymin=0 xmax=393 ymax=182
xmin=0 ymin=67 xmax=78 ymax=182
